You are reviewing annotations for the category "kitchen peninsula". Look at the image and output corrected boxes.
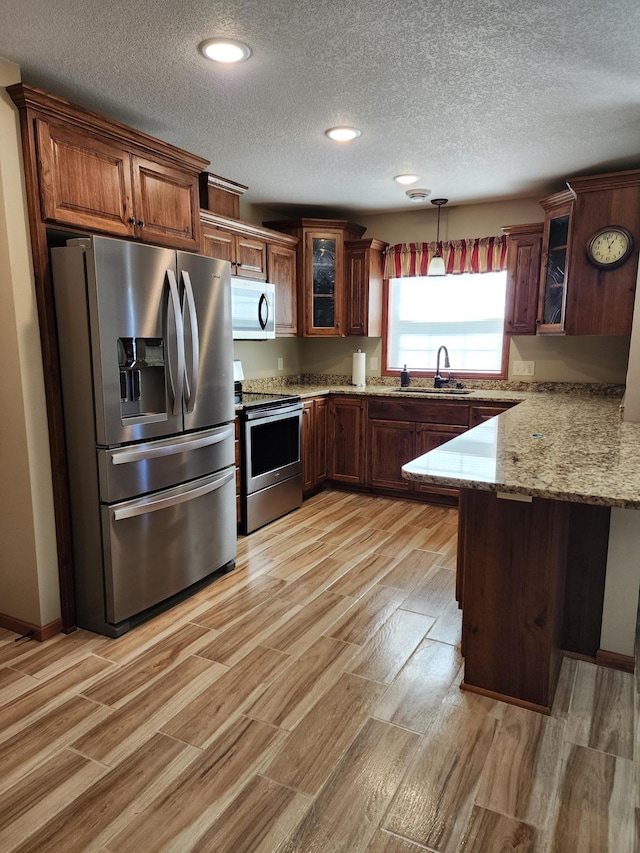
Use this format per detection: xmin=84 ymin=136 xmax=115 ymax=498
xmin=402 ymin=391 xmax=640 ymax=712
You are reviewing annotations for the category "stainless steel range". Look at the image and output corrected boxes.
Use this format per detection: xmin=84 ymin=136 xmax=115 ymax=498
xmin=237 ymin=390 xmax=303 ymax=534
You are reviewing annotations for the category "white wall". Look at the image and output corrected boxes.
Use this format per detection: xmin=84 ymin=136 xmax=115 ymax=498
xmin=0 ymin=59 xmax=60 ymax=627
xmin=600 ymin=509 xmax=640 ymax=658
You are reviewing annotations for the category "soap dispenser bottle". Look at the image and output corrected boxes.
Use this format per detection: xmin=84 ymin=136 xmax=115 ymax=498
xmin=400 ymin=364 xmax=410 ymax=387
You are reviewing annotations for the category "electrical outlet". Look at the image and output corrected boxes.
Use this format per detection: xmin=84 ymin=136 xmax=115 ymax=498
xmin=370 ymin=356 xmax=379 ymax=371
xmin=512 ymin=360 xmax=535 ymax=376
xmin=277 ymin=357 xmax=284 ymax=371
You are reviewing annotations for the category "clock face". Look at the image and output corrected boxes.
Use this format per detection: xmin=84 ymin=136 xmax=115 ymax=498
xmin=587 ymin=227 xmax=633 ymax=269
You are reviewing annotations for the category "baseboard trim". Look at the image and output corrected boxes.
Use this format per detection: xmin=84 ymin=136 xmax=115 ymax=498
xmin=0 ymin=613 xmax=63 ymax=643
xmin=595 ymin=648 xmax=634 ymax=674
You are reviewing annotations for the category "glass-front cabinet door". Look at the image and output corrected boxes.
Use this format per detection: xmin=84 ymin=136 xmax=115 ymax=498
xmin=304 ymin=230 xmax=344 ymax=336
xmin=537 ymin=191 xmax=574 ymax=334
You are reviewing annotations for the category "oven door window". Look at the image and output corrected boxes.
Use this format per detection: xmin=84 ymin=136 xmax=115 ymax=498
xmin=249 ymin=415 xmax=300 ymax=477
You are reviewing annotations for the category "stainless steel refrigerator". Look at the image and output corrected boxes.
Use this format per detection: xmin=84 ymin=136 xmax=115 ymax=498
xmin=51 ymin=235 xmax=237 ymax=637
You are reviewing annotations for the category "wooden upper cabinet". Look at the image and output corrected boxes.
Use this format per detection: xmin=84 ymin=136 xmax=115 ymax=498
xmin=565 ymin=170 xmax=640 ymax=336
xmin=8 ymin=83 xmax=207 ymax=251
xmin=200 ymin=212 xmax=299 ymax=331
xmin=200 ymin=222 xmax=266 ymax=279
xmin=263 ymin=219 xmax=367 ymax=337
xmin=268 ymin=243 xmax=297 ymax=336
xmin=345 ymin=238 xmax=387 ymax=336
xmin=131 ymin=156 xmax=201 ymax=250
xmin=537 ymin=190 xmax=574 ymax=335
xmin=35 ymin=117 xmax=135 ymax=237
xmin=502 ymin=223 xmax=543 ymax=335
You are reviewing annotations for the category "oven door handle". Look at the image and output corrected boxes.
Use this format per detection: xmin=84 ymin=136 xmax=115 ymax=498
xmin=112 ymin=469 xmax=234 ymax=520
xmin=244 ymin=402 xmax=302 ymax=421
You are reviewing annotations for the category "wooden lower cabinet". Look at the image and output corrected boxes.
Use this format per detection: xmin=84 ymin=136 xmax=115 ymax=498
xmin=469 ymin=402 xmax=515 ymax=427
xmin=302 ymin=397 xmax=328 ymax=496
xmin=414 ymin=425 xmax=466 ymax=500
xmin=329 ymin=396 xmax=367 ymax=485
xmin=367 ymin=398 xmax=469 ymax=503
xmin=368 ymin=419 xmax=414 ymax=491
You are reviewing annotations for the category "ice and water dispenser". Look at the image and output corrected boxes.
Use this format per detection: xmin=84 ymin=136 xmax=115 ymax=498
xmin=117 ymin=337 xmax=166 ymax=419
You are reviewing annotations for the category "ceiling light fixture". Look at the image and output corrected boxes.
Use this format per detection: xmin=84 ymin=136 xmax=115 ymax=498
xmin=325 ymin=127 xmax=361 ymax=142
xmin=405 ymin=188 xmax=431 ymax=203
xmin=199 ymin=38 xmax=252 ymax=63
xmin=394 ymin=174 xmax=421 ymax=185
xmin=427 ymin=198 xmax=448 ymax=276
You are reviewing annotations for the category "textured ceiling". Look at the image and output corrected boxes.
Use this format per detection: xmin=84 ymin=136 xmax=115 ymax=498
xmin=2 ymin=0 xmax=640 ymax=215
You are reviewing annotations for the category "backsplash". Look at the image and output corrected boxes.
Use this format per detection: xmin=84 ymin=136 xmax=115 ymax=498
xmin=242 ymin=374 xmax=625 ymax=397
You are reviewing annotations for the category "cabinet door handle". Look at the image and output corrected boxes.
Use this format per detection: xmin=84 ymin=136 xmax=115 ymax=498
xmin=128 ymin=217 xmax=136 ymax=225
xmin=138 ymin=220 xmax=145 ymax=227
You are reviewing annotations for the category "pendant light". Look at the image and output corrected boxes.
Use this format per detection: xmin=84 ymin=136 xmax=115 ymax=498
xmin=427 ymin=198 xmax=448 ymax=276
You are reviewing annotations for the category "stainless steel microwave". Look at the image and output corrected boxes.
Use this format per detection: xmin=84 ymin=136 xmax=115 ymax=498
xmin=231 ymin=278 xmax=276 ymax=340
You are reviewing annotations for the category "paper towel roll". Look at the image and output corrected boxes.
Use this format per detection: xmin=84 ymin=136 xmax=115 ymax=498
xmin=352 ymin=350 xmax=366 ymax=387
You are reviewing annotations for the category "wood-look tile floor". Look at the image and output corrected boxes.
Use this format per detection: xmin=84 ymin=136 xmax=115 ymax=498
xmin=0 ymin=489 xmax=635 ymax=852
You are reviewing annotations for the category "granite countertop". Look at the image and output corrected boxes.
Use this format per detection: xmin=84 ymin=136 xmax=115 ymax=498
xmin=402 ymin=393 xmax=640 ymax=508
xmin=237 ymin=377 xmax=638 ymax=507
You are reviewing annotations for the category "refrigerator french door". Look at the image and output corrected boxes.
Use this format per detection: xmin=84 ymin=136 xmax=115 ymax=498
xmin=52 ymin=235 xmax=237 ymax=636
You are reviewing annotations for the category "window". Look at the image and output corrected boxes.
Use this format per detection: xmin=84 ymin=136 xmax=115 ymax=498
xmin=385 ymin=271 xmax=508 ymax=377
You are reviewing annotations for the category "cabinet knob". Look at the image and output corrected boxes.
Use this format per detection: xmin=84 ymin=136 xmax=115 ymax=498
xmin=536 ymin=318 xmax=541 ymax=325
xmin=128 ymin=217 xmax=136 ymax=225
xmin=137 ymin=220 xmax=145 ymax=228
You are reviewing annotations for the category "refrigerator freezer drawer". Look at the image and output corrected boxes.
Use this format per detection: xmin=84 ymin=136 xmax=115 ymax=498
xmin=98 ymin=424 xmax=234 ymax=503
xmin=101 ymin=467 xmax=237 ymax=624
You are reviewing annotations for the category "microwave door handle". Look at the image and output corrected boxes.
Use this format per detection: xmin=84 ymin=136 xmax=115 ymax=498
xmin=165 ymin=269 xmax=185 ymax=416
xmin=181 ymin=269 xmax=199 ymax=413
xmin=258 ymin=292 xmax=269 ymax=330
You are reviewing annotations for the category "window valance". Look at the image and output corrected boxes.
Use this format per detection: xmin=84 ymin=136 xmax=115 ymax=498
xmin=383 ymin=235 xmax=507 ymax=278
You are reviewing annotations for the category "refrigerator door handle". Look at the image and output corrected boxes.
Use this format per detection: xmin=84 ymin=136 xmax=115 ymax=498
xmin=112 ymin=469 xmax=234 ymax=521
xmin=181 ymin=269 xmax=200 ymax=414
xmin=165 ymin=268 xmax=185 ymax=417
xmin=110 ymin=426 xmax=234 ymax=465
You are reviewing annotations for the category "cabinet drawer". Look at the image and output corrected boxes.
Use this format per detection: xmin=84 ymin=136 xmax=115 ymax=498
xmin=367 ymin=398 xmax=470 ymax=427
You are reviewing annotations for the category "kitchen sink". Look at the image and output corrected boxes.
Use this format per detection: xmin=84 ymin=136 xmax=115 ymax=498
xmin=394 ymin=387 xmax=472 ymax=395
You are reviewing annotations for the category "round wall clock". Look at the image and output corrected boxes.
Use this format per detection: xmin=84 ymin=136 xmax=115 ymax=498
xmin=586 ymin=226 xmax=634 ymax=270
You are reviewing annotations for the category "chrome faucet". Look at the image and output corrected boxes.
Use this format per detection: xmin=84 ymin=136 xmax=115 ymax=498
xmin=434 ymin=345 xmax=451 ymax=388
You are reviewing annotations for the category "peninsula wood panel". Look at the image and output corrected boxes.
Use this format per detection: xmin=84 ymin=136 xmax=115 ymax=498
xmin=460 ymin=489 xmax=570 ymax=712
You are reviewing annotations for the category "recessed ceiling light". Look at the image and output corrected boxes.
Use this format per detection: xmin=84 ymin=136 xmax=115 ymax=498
xmin=325 ymin=127 xmax=362 ymax=142
xmin=394 ymin=174 xmax=421 ymax=185
xmin=200 ymin=38 xmax=252 ymax=63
